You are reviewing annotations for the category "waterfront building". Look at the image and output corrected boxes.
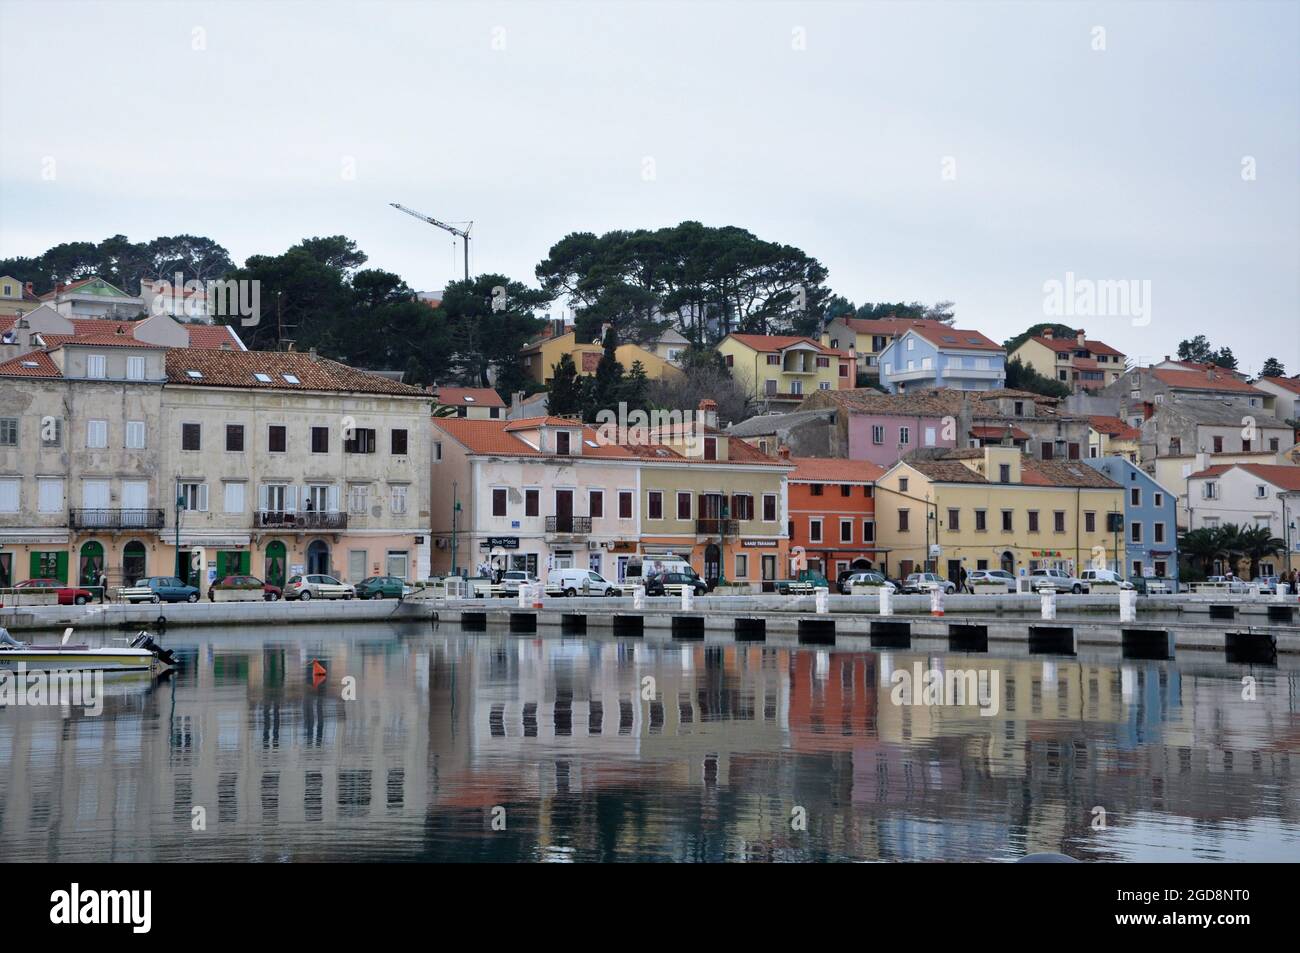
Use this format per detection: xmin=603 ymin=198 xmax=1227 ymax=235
xmin=785 ymin=455 xmax=885 ymax=579
xmin=1184 ymin=462 xmax=1300 ymax=575
xmin=1008 ymin=327 xmax=1126 ymax=393
xmin=716 ymin=333 xmax=853 ymax=412
xmin=1084 ymin=456 xmax=1181 ymax=581
xmin=874 ymin=445 xmax=1125 ymax=582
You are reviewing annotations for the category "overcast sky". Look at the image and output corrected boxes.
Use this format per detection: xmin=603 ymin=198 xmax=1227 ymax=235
xmin=1 ymin=1 xmax=1296 ymax=373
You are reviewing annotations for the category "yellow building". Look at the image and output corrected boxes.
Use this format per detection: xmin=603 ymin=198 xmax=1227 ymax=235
xmin=519 ymin=329 xmax=682 ymax=385
xmin=821 ymin=316 xmax=953 ymax=376
xmin=875 ymin=445 xmax=1125 ymax=582
xmin=0 ymin=275 xmax=39 ymax=318
xmin=1009 ymin=327 xmax=1126 ymax=394
xmin=717 ymin=333 xmax=853 ymax=412
xmin=1086 ymin=416 xmax=1141 ymax=462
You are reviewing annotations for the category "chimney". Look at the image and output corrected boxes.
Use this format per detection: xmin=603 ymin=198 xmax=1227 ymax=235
xmin=697 ymin=398 xmax=718 ymax=430
xmin=512 ymin=391 xmax=523 ymax=418
xmin=1076 ymin=329 xmax=1086 ymax=346
xmin=777 ymin=445 xmax=791 ymax=460
xmin=1042 ymin=328 xmax=1053 ymax=340
xmin=23 ymin=281 xmax=33 ymax=295
xmin=1164 ymin=355 xmax=1170 ymax=363
xmin=1206 ymin=367 xmax=1215 ymax=381
xmin=308 ymin=346 xmax=317 ymax=360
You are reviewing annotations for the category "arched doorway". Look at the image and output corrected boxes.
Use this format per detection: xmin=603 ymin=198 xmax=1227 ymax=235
xmin=851 ymin=558 xmax=873 ymax=571
xmin=703 ymin=544 xmax=720 ymax=589
xmin=122 ymin=541 xmax=147 ymax=585
xmin=1000 ymin=550 xmax=1015 ymax=574
xmin=306 ymin=539 xmax=331 ymax=576
xmin=264 ymin=540 xmax=287 ymax=588
xmin=79 ymin=541 xmax=104 ymax=586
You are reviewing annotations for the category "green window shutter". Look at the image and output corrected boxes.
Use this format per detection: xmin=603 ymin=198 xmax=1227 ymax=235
xmin=56 ymin=551 xmax=69 ymax=583
xmin=30 ymin=551 xmax=41 ymax=579
xmin=239 ymin=551 xmax=250 ymax=575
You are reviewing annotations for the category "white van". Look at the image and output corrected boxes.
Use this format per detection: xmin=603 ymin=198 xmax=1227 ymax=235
xmin=635 ymin=557 xmax=700 ymax=580
xmin=550 ymin=568 xmax=620 ymax=597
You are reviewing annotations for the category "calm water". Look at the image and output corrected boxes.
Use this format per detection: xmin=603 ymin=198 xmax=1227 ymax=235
xmin=2 ymin=622 xmax=1298 ymax=862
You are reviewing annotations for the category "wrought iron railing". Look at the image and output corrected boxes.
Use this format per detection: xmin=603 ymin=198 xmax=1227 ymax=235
xmin=69 ymin=508 xmax=165 ymax=530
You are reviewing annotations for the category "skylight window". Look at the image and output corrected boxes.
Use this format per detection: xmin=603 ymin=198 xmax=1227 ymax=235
xmin=967 ymin=337 xmax=982 ymax=345
xmin=584 ymin=439 xmax=599 ymax=448
xmin=253 ymin=373 xmax=272 ymax=383
xmin=463 ymin=395 xmax=476 ymax=402
xmin=20 ymin=361 xmax=38 ymax=368
xmin=186 ymin=370 xmax=203 ymax=379
xmin=282 ymin=373 xmax=300 ymax=384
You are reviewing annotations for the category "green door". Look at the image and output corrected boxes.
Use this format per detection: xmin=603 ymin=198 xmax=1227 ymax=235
xmin=264 ymin=541 xmax=286 ymax=588
xmin=80 ymin=541 xmax=105 ymax=586
xmin=216 ymin=550 xmax=250 ymax=579
xmin=30 ymin=551 xmax=69 ymax=583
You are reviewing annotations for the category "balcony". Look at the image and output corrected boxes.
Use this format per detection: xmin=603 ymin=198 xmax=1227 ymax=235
xmin=255 ymin=510 xmax=348 ymax=531
xmin=69 ymin=508 xmax=165 ymax=531
xmin=545 ymin=515 xmax=592 ymax=535
xmin=696 ymin=518 xmax=739 ymax=536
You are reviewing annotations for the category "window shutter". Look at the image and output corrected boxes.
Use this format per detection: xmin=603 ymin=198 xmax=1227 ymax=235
xmin=285 ymin=485 xmax=297 ymax=512
xmin=56 ymin=551 xmax=69 ymax=583
xmin=198 ymin=484 xmax=209 ymax=512
xmin=327 ymin=484 xmax=339 ymax=512
xmin=258 ymin=484 xmax=268 ymax=511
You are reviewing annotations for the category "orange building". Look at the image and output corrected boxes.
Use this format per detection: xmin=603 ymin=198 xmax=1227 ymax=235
xmin=786 ymin=456 xmax=887 ymax=581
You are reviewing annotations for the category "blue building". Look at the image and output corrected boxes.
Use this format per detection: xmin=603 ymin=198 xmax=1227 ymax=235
xmin=877 ymin=326 xmax=1006 ymax=394
xmin=1085 ymin=456 xmax=1180 ymax=583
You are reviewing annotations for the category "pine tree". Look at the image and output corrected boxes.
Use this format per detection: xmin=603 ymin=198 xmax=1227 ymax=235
xmin=547 ymin=353 xmax=585 ymax=417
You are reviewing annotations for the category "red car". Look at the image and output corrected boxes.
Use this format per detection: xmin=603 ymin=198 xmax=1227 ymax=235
xmin=14 ymin=578 xmax=95 ymax=605
xmin=207 ymin=575 xmax=282 ymax=601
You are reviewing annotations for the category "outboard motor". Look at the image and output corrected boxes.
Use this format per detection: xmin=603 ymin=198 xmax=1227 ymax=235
xmin=130 ymin=632 xmax=177 ymax=667
xmin=0 ymin=627 xmax=28 ymax=650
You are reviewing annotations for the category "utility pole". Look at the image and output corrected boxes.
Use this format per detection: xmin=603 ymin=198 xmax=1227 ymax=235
xmin=174 ymin=479 xmax=184 ymax=580
xmin=451 ymin=481 xmax=460 ymax=576
xmin=390 ymin=202 xmax=472 ymax=281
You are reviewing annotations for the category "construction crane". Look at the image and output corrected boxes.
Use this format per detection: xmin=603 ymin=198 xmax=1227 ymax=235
xmin=390 ymin=202 xmax=472 ymax=281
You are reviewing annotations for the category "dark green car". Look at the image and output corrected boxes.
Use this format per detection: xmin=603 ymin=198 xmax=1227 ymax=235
xmin=355 ymin=575 xmax=407 ymax=599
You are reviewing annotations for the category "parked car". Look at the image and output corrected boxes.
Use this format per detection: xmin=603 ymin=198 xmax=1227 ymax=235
xmin=1130 ymin=576 xmax=1173 ymax=594
xmin=643 ymin=571 xmax=709 ymax=596
xmin=1252 ymin=575 xmax=1281 ymax=594
xmin=550 ymin=568 xmax=620 ymax=597
xmin=1028 ymin=569 xmax=1088 ymax=594
xmin=12 ymin=578 xmax=95 ymax=605
xmin=355 ymin=575 xmax=407 ymax=599
xmin=285 ymin=574 xmax=355 ymax=600
xmin=839 ymin=571 xmax=896 ymax=594
xmin=964 ymin=569 xmax=1017 ymax=593
xmin=207 ymin=575 xmax=281 ymax=601
xmin=123 ymin=576 xmax=201 ymax=604
xmin=1205 ymin=575 xmax=1249 ymax=593
xmin=499 ymin=570 xmax=540 ymax=594
xmin=775 ymin=570 xmax=832 ymax=595
xmin=901 ymin=572 xmax=957 ymax=595
xmin=1079 ymin=569 xmax=1135 ymax=590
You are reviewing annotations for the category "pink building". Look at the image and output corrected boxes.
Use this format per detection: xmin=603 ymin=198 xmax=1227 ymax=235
xmin=800 ymin=389 xmax=966 ymax=468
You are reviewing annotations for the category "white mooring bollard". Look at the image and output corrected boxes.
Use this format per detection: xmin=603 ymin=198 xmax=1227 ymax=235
xmin=1274 ymin=583 xmax=1290 ymax=603
xmin=633 ymin=586 xmax=645 ymax=610
xmin=681 ymin=584 xmax=694 ymax=611
xmin=531 ymin=582 xmax=545 ymax=609
xmin=879 ymin=587 xmax=893 ymax=616
xmin=517 ymin=584 xmax=530 ymax=608
xmin=1041 ymin=589 xmax=1057 ymax=620
xmin=1119 ymin=589 xmax=1137 ymax=623
xmin=930 ymin=587 xmax=945 ymax=617
xmin=815 ymin=586 xmax=829 ymax=614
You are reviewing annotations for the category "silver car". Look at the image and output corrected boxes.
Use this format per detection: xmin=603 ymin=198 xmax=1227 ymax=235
xmin=965 ymin=569 xmax=1017 ymax=593
xmin=1029 ymin=569 xmax=1088 ymax=594
xmin=285 ymin=574 xmax=356 ymax=601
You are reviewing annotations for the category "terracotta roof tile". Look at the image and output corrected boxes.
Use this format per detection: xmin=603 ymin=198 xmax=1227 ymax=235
xmin=726 ymin=333 xmax=832 ymax=353
xmin=0 ymin=350 xmax=61 ymax=378
xmin=1088 ymin=415 xmax=1142 ymax=440
xmin=434 ymin=386 xmax=505 ymax=408
xmin=164 ymin=349 xmax=429 ymax=395
xmin=907 ymin=326 xmax=1003 ymax=352
xmin=789 ymin=457 xmax=885 ymax=483
xmin=971 ymin=425 xmax=1031 ymax=440
xmin=1152 ymin=368 xmax=1264 ymax=394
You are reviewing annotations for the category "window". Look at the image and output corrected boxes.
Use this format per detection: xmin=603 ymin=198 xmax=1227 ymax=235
xmin=223 ymin=482 xmax=245 ymax=514
xmin=492 ymin=488 xmax=507 ymax=517
xmin=899 ymin=426 xmax=910 ymax=445
xmin=86 ymin=419 xmax=108 ymax=449
xmin=1053 ymin=511 xmax=1066 ymax=533
xmin=731 ymin=494 xmax=753 ymax=520
xmin=766 ymin=354 xmax=781 ymax=365
xmin=1154 ymin=523 xmax=1165 ymax=544
xmin=810 ymin=484 xmax=824 ymax=497
xmin=589 ymin=490 xmax=603 ymax=518
xmin=268 ymin=425 xmax=286 ymax=453
xmin=226 ymin=424 xmax=245 ymax=452
xmin=391 ymin=429 xmax=408 ymax=455
xmin=1041 ymin=442 xmax=1054 ymax=460
xmin=311 ymin=427 xmax=329 ymax=453
xmin=1242 ymin=438 xmax=1252 ymax=452
xmin=1014 ymin=401 xmax=1024 ymax=416
xmin=816 ymin=356 xmax=830 ymax=368
xmin=1212 ymin=435 xmax=1223 ymax=453
xmin=125 ymin=420 xmax=146 ymax=449
xmin=1001 ymin=510 xmax=1013 ymax=532
xmin=898 ymin=509 xmax=910 ymax=532
xmin=253 ymin=372 xmax=272 ymax=383
xmin=37 ymin=478 xmax=63 ymax=513
xmin=1084 ymin=511 xmax=1096 ymax=533
xmin=556 ymin=431 xmax=571 ymax=455
xmin=840 ymin=484 xmax=852 ymax=498
xmin=1028 ymin=510 xmax=1039 ymax=532
xmin=0 ymin=418 xmax=16 ymax=447
xmin=40 ymin=417 xmax=61 ymax=448
xmin=899 ymin=477 xmax=909 ymax=493
xmin=1256 ymin=485 xmax=1267 ymax=499
xmin=704 ymin=437 xmax=717 ymax=460
xmin=0 ymin=478 xmax=17 ymax=513
xmin=809 ymin=518 xmax=823 ymax=543
xmin=348 ymin=483 xmax=369 ymax=514
xmin=127 ymin=355 xmax=145 ymax=380
xmin=648 ymin=491 xmax=663 ymax=520
xmin=862 ymin=519 xmax=875 ymax=542
xmin=619 ymin=490 xmax=633 ymax=519
xmin=389 ymin=485 xmax=408 ymax=515
xmin=344 ymin=428 xmax=377 ymax=454
xmin=999 ymin=464 xmax=1010 ymax=483
xmin=840 ymin=519 xmax=852 ymax=543
xmin=525 ymin=488 xmax=539 ymax=517
xmin=181 ymin=423 xmax=201 ymax=451
xmin=677 ymin=492 xmax=691 ymax=520
xmin=1130 ymin=522 xmax=1142 ymax=544
xmin=872 ymin=425 xmax=885 ymax=444
xmin=1269 ymin=438 xmax=1280 ymax=451
xmin=763 ymin=493 xmax=777 ymax=522
xmin=180 ymin=482 xmax=208 ymax=512
xmin=947 ymin=508 xmax=960 ymax=530
xmin=434 ymin=441 xmax=442 ymax=462
xmin=87 ymin=354 xmax=106 ymax=379
xmin=1169 ymin=437 xmax=1181 ymax=455
xmin=1153 ymin=492 xmax=1163 ymax=507
xmin=1203 ymin=482 xmax=1218 ymax=500
xmin=734 ymin=554 xmax=748 ymax=579
xmin=282 ymin=373 xmax=300 ymax=385
xmin=975 ymin=509 xmax=987 ymax=532
xmin=819 ymin=381 xmax=830 ymax=391
xmin=1130 ymin=487 xmax=1141 ymax=507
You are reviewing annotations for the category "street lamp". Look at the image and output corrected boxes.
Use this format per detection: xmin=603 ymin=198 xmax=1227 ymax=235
xmin=174 ymin=481 xmax=185 ymax=580
xmin=718 ymin=499 xmax=730 ymax=586
xmin=450 ymin=481 xmax=461 ymax=577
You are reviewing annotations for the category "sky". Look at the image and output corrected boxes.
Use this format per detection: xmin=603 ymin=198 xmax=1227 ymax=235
xmin=1 ymin=0 xmax=1296 ymax=374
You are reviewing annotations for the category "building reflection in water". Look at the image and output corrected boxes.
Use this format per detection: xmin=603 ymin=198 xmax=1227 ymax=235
xmin=0 ymin=623 xmax=1296 ymax=862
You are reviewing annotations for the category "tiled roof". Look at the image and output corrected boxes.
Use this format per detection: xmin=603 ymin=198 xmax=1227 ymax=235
xmin=905 ymin=459 xmax=988 ymax=483
xmin=1189 ymin=463 xmax=1300 ymax=491
xmin=789 ymin=457 xmax=884 ymax=483
xmin=907 ymin=325 xmax=1003 ymax=352
xmin=1152 ymin=368 xmax=1264 ymax=394
xmin=1023 ymin=458 xmax=1121 ymax=488
xmin=434 ymin=386 xmax=505 ymax=408
xmin=836 ymin=317 xmax=953 ymax=338
xmin=0 ymin=351 xmax=61 ymax=378
xmin=436 ymin=417 xmax=634 ymax=458
xmin=726 ymin=333 xmax=831 ymax=353
xmin=40 ymin=332 xmax=164 ymax=349
xmin=164 ymin=349 xmax=430 ymax=396
xmin=1257 ymin=375 xmax=1300 ymax=395
xmin=1029 ymin=333 xmax=1123 ymax=357
xmin=502 ymin=415 xmax=585 ymax=431
xmin=904 ymin=451 xmax=1121 ymax=488
xmin=1088 ymin=415 xmax=1142 ymax=440
xmin=971 ymin=425 xmax=1031 ymax=440
xmin=185 ymin=324 xmax=246 ymax=349
xmin=727 ymin=408 xmax=836 ymax=437
xmin=805 ymin=387 xmax=965 ymax=417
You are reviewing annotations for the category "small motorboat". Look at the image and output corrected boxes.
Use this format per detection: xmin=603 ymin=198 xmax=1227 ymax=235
xmin=0 ymin=627 xmax=177 ymax=674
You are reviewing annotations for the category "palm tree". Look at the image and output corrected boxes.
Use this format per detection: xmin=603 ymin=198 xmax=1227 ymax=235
xmin=1179 ymin=526 xmax=1226 ymax=576
xmin=1237 ymin=525 xmax=1286 ymax=579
